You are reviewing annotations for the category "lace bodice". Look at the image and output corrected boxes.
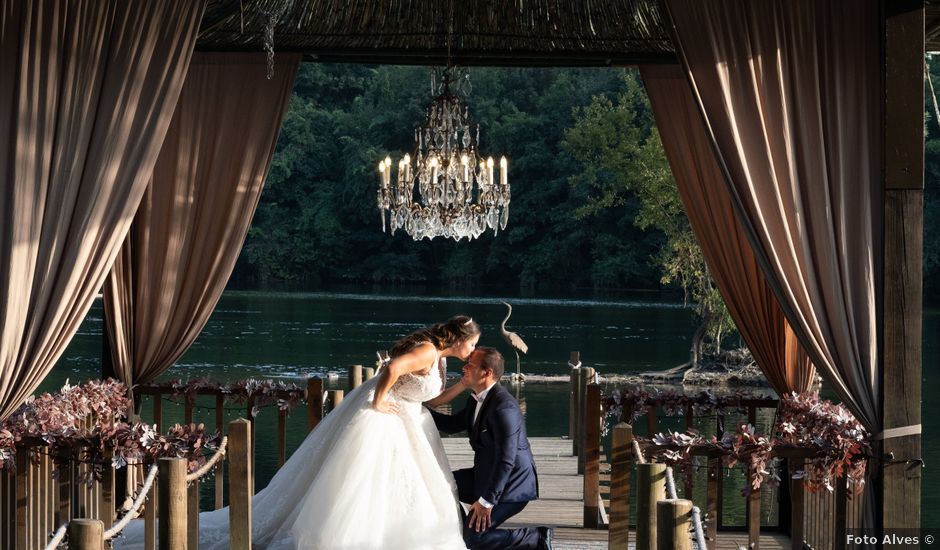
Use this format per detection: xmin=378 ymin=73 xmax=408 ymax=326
xmin=390 ymin=358 xmax=445 ymax=403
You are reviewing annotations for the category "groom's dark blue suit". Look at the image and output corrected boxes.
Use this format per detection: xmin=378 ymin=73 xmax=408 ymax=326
xmin=430 ymin=383 xmax=542 ymax=549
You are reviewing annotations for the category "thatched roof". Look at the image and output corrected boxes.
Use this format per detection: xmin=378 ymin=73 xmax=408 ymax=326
xmin=196 ymin=0 xmax=676 ymax=66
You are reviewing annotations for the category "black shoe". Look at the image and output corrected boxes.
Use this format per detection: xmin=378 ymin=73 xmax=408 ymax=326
xmin=537 ymin=526 xmax=554 ymax=550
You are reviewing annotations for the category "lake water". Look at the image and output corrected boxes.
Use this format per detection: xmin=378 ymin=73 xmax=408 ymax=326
xmin=38 ymin=291 xmax=939 ymax=526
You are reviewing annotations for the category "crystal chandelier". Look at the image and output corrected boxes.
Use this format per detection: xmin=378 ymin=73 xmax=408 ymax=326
xmin=377 ymin=68 xmax=510 ymax=241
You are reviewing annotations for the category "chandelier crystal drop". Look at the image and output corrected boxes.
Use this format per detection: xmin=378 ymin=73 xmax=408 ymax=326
xmin=377 ymin=68 xmax=510 ymax=241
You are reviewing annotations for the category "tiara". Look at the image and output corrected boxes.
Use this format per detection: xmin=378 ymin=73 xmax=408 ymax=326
xmin=463 ymin=318 xmax=474 ymax=326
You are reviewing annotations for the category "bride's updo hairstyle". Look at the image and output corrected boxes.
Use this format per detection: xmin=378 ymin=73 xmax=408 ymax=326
xmin=389 ymin=315 xmax=481 ymax=358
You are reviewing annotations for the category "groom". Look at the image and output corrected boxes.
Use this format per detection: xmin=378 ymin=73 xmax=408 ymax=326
xmin=429 ymin=347 xmax=553 ymax=550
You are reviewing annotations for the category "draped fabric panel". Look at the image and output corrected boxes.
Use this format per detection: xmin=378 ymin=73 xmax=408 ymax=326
xmin=0 ymin=0 xmax=205 ymax=422
xmin=662 ymin=0 xmax=882 ymax=432
xmin=640 ymin=64 xmax=815 ymax=395
xmin=104 ymin=53 xmax=300 ymax=400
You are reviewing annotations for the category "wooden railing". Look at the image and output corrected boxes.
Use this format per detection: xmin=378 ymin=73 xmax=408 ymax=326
xmin=570 ymin=355 xmax=864 ymax=550
xmin=1 ymin=367 xmax=373 ymax=550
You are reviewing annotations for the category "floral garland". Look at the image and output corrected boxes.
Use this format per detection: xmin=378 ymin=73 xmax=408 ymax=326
xmin=146 ymin=377 xmax=307 ymax=417
xmin=602 ymin=386 xmax=774 ymax=424
xmin=0 ymin=379 xmax=221 ymax=480
xmin=632 ymin=392 xmax=870 ymax=495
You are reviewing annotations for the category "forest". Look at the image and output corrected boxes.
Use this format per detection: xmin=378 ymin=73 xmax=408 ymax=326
xmin=232 ymin=62 xmax=940 ymax=300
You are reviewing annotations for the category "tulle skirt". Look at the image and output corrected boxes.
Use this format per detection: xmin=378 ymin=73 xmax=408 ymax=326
xmin=115 ymin=377 xmax=467 ymax=549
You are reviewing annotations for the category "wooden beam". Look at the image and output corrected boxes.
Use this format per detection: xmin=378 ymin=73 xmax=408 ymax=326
xmin=881 ymin=0 xmax=923 ymax=532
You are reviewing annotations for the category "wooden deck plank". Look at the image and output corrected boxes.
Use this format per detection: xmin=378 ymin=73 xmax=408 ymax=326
xmin=442 ymin=437 xmax=791 ymax=550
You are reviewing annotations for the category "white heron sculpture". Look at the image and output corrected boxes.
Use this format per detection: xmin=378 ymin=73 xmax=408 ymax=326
xmin=500 ymin=301 xmax=529 ymax=383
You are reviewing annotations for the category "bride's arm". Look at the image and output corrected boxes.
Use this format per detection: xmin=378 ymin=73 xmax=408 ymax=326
xmin=372 ymin=343 xmax=437 ymax=413
xmin=424 ymin=379 xmax=467 ymax=408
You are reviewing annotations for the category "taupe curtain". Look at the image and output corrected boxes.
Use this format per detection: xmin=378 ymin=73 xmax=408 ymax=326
xmin=662 ymin=0 xmax=881 ymax=431
xmin=104 ymin=53 xmax=300 ymax=401
xmin=640 ymin=64 xmax=815 ymax=395
xmin=0 ymin=0 xmax=205 ymax=422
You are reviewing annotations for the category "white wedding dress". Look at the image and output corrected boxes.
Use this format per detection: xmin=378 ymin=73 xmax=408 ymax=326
xmin=116 ymin=355 xmax=467 ymax=550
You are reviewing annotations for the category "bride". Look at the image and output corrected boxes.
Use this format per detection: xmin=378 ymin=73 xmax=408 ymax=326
xmin=117 ymin=315 xmax=479 ymax=550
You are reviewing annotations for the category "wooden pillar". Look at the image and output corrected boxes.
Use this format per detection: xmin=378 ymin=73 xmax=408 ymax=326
xmin=880 ymin=0 xmax=924 ymax=533
xmin=705 ymin=457 xmax=719 ymax=550
xmin=153 ymin=393 xmax=163 ymax=433
xmin=188 ymin=479 xmax=201 ymax=550
xmin=306 ymin=377 xmax=324 ymax=432
xmin=158 ymin=458 xmax=187 ymax=550
xmin=364 ymin=367 xmax=375 ymax=381
xmin=656 ymin=499 xmax=692 ymax=550
xmin=229 ymin=418 xmax=252 ymax=550
xmin=790 ymin=473 xmax=805 ymax=550
xmin=576 ymin=366 xmax=594 ymax=474
xmin=583 ymin=383 xmax=601 ymax=528
xmin=348 ymin=364 xmax=363 ymax=391
xmin=277 ymin=408 xmax=288 ymax=468
xmin=68 ymin=518 xmax=104 ymax=550
xmin=636 ymin=462 xmax=666 ymax=550
xmin=215 ymin=394 xmax=224 ymax=510
xmin=609 ymin=423 xmax=633 ymax=549
xmin=328 ymin=389 xmax=344 ymax=411
xmin=99 ymin=446 xmax=115 ymax=530
xmin=746 ymin=465 xmax=761 ymax=550
xmin=568 ymin=351 xmax=580 ymax=454
xmin=15 ymin=447 xmax=28 ymax=550
xmin=144 ymin=478 xmax=157 ymax=550
xmin=833 ymin=476 xmax=848 ymax=550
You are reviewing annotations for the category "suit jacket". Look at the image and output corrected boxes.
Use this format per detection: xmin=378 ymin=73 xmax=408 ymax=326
xmin=430 ymin=384 xmax=539 ymax=505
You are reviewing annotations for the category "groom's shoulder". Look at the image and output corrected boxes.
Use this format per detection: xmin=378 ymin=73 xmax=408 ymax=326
xmin=491 ymin=385 xmax=522 ymax=410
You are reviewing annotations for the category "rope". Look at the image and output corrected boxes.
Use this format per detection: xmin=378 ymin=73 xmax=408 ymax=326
xmin=567 ymin=361 xmax=582 ymax=369
xmin=103 ymin=463 xmax=158 ymax=540
xmin=632 ymin=439 xmax=647 ymax=464
xmin=665 ymin=466 xmax=708 ymax=550
xmin=186 ymin=437 xmax=228 ymax=483
xmin=43 ymin=523 xmax=67 ymax=550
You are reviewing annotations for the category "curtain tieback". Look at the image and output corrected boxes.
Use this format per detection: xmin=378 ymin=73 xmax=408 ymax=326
xmin=874 ymin=424 xmax=921 ymax=440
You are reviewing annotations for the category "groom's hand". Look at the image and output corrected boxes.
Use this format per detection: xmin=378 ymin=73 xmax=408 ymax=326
xmin=468 ymin=501 xmax=492 ymax=532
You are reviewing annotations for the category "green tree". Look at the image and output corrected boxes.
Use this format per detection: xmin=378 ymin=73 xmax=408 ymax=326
xmin=564 ymin=70 xmax=734 ymax=363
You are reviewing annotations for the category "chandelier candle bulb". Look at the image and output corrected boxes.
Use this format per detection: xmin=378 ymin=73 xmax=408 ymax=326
xmin=377 ymin=67 xmax=510 ymax=240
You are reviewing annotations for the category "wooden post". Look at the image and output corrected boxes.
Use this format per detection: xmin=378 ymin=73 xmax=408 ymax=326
xmin=144 ymin=478 xmax=157 ymax=550
xmin=68 ymin=518 xmax=104 ymax=550
xmin=328 ymin=389 xmax=344 ymax=412
xmin=364 ymin=367 xmax=375 ymax=381
xmin=306 ymin=377 xmax=324 ymax=432
xmin=184 ymin=395 xmax=194 ymax=425
xmin=99 ymin=446 xmax=115 ymax=530
xmin=576 ymin=367 xmax=594 ymax=474
xmin=277 ymin=408 xmax=287 ymax=468
xmin=646 ymin=405 xmax=656 ymax=437
xmin=790 ymin=474 xmax=805 ymax=550
xmin=568 ymin=351 xmax=580 ymax=451
xmin=747 ymin=465 xmax=761 ymax=550
xmin=583 ymin=383 xmax=601 ymax=528
xmin=609 ymin=423 xmax=633 ymax=549
xmin=188 ymin=479 xmax=200 ymax=550
xmin=656 ymin=499 xmax=692 ymax=550
xmin=229 ymin=418 xmax=252 ymax=550
xmin=158 ymin=458 xmax=187 ymax=550
xmin=215 ymin=394 xmax=224 ymax=510
xmin=833 ymin=475 xmax=848 ymax=550
xmin=705 ymin=457 xmax=719 ymax=550
xmin=636 ymin=462 xmax=666 ymax=550
xmin=56 ymin=450 xmax=72 ymax=526
xmin=153 ymin=392 xmax=163 ymax=433
xmin=881 ymin=0 xmax=923 ymax=533
xmin=349 ymin=364 xmax=363 ymax=391
xmin=246 ymin=395 xmax=256 ymax=494
xmin=15 ymin=447 xmax=28 ymax=550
